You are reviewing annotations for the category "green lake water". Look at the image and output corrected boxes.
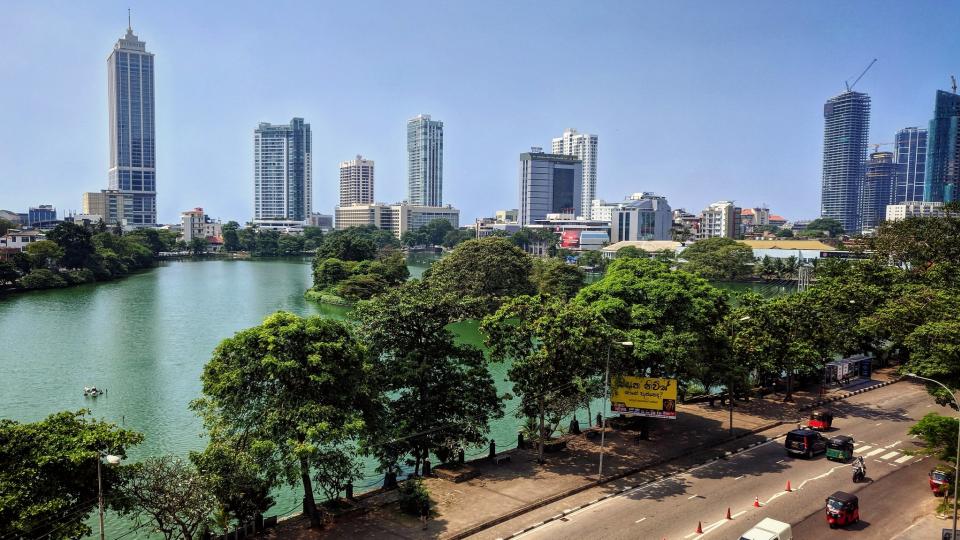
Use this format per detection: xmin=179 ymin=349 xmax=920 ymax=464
xmin=0 ymin=255 xmax=786 ymax=537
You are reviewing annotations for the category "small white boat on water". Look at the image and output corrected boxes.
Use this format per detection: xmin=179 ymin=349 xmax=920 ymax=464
xmin=83 ymin=386 xmax=105 ymax=397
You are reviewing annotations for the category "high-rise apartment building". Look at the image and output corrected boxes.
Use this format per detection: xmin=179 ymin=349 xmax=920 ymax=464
xmin=518 ymin=149 xmax=583 ymax=226
xmin=552 ymin=129 xmax=598 ymax=217
xmin=407 ymin=114 xmax=443 ymax=206
xmin=107 ymin=21 xmax=156 ymax=227
xmin=924 ymin=90 xmax=960 ymax=202
xmin=254 ymin=118 xmax=312 ymax=223
xmin=821 ymin=91 xmax=871 ymax=234
xmin=893 ymin=127 xmax=927 ymax=204
xmin=339 ymin=155 xmax=375 ymax=207
xmin=861 ymin=152 xmax=895 ymax=232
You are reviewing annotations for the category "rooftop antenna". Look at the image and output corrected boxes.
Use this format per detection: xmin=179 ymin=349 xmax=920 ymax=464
xmin=951 ymin=75 xmax=957 ymax=94
xmin=127 ymin=8 xmax=131 ymax=32
xmin=845 ymin=58 xmax=877 ymax=92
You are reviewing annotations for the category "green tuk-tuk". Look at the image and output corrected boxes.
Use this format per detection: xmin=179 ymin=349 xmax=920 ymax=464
xmin=826 ymin=435 xmax=855 ymax=462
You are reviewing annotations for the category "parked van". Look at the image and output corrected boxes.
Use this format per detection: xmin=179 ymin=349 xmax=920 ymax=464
xmin=785 ymin=428 xmax=827 ymax=458
xmin=739 ymin=518 xmax=793 ymax=540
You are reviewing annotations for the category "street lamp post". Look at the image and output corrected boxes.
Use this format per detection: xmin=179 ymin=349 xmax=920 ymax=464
xmin=906 ymin=373 xmax=959 ymax=540
xmin=598 ymin=341 xmax=633 ymax=480
xmin=97 ymin=453 xmax=122 ymax=540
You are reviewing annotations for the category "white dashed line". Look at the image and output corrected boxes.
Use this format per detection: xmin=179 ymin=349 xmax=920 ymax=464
xmin=732 ymin=510 xmax=747 ymax=519
xmin=688 ymin=494 xmax=699 ymax=500
xmin=895 ymin=455 xmax=914 ymax=464
xmin=856 ymin=445 xmax=873 ymax=453
xmin=865 ymin=448 xmax=886 ymax=457
xmin=734 ymin=475 xmax=745 ymax=480
xmin=880 ymin=451 xmax=900 ymax=460
xmin=635 ymin=517 xmax=647 ymax=523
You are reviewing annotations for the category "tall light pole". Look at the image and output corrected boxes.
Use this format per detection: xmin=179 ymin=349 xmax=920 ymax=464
xmin=729 ymin=316 xmax=751 ymax=438
xmin=598 ymin=341 xmax=633 ymax=480
xmin=97 ymin=453 xmax=122 ymax=540
xmin=906 ymin=373 xmax=959 ymax=539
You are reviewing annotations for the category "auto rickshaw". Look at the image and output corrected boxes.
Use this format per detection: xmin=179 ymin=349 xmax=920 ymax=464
xmin=825 ymin=435 xmax=854 ymax=462
xmin=826 ymin=491 xmax=859 ymax=528
xmin=808 ymin=410 xmax=834 ymax=431
xmin=929 ymin=468 xmax=952 ymax=496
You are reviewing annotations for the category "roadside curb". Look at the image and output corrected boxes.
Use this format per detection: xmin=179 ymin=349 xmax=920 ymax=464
xmin=797 ymin=377 xmax=903 ymax=412
xmin=460 ymin=377 xmax=904 ymax=540
xmin=444 ymin=420 xmax=784 ymax=540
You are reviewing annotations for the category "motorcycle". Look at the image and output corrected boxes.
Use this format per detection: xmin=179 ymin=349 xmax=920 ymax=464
xmin=852 ymin=463 xmax=866 ymax=483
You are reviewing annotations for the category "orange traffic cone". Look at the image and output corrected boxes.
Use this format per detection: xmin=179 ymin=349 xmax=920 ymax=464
xmin=785 ymin=480 xmax=792 ymax=492
xmin=696 ymin=521 xmax=703 ymax=534
xmin=753 ymin=496 xmax=761 ymax=507
xmin=726 ymin=507 xmax=732 ymax=519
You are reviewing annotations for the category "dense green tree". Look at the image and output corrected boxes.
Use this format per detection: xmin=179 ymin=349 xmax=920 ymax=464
xmin=0 ymin=260 xmax=19 ymax=285
xmin=126 ymin=228 xmax=177 ymax=255
xmin=302 ymin=226 xmax=324 ymax=250
xmin=335 ymin=273 xmax=390 ymax=301
xmin=116 ymin=456 xmax=216 ymax=540
xmin=253 ymin=230 xmax=280 ymax=257
xmin=400 ymin=229 xmax=428 ymax=248
xmin=278 ymin=234 xmax=305 ymax=255
xmin=46 ymin=221 xmax=95 ymax=268
xmin=804 ymin=217 xmax=845 ymax=237
xmin=356 ymin=281 xmax=503 ymax=474
xmin=442 ymin=228 xmax=475 ymax=248
xmin=313 ymin=258 xmax=350 ymax=289
xmin=25 ymin=240 xmax=64 ymax=269
xmin=222 ymin=221 xmax=240 ymax=232
xmin=10 ymin=251 xmax=32 ymax=275
xmin=530 ymin=257 xmax=585 ymax=299
xmin=904 ymin=320 xmax=960 ymax=405
xmin=576 ymin=249 xmax=607 ymax=271
xmin=909 ymin=413 xmax=959 ymax=462
xmin=0 ymin=410 xmax=143 ymax=540
xmin=425 ymin=237 xmax=535 ymax=315
xmin=0 ymin=218 xmax=16 ymax=235
xmin=482 ymin=295 xmax=611 ymax=462
xmin=576 ymin=258 xmax=729 ymax=382
xmin=415 ymin=218 xmax=455 ymax=246
xmin=872 ymin=214 xmax=960 ymax=274
xmin=192 ymin=312 xmax=378 ymax=528
xmin=680 ymin=238 xmax=754 ymax=280
xmin=189 ymin=237 xmax=208 ymax=255
xmin=237 ymin=228 xmax=256 ymax=251
xmin=616 ymin=246 xmax=647 ymax=259
xmin=775 ymin=228 xmax=794 ymax=238
xmin=189 ymin=437 xmax=274 ymax=526
xmin=19 ymin=268 xmax=67 ymax=289
xmin=316 ymin=228 xmax=378 ymax=261
xmin=222 ymin=228 xmax=240 ymax=252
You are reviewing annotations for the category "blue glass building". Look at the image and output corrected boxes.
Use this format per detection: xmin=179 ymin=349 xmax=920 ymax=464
xmin=860 ymin=152 xmax=895 ymax=232
xmin=924 ymin=90 xmax=960 ymax=203
xmin=107 ymin=23 xmax=156 ymax=227
xmin=892 ymin=127 xmax=927 ymax=204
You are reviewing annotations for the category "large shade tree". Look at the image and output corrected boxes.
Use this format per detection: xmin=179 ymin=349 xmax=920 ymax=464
xmin=0 ymin=410 xmax=143 ymax=540
xmin=355 ymin=281 xmax=503 ymax=475
xmin=482 ymin=295 xmax=612 ymax=463
xmin=192 ymin=312 xmax=379 ymax=527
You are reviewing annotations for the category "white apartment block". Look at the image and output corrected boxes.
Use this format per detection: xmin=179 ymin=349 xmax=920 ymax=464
xmin=885 ymin=201 xmax=946 ymax=221
xmin=552 ymin=128 xmax=598 ymax=217
xmin=339 ymin=155 xmax=374 ymax=207
xmin=180 ymin=208 xmax=222 ymax=243
xmin=699 ymin=201 xmax=739 ymax=239
xmin=254 ymin=118 xmax=312 ymax=223
xmin=408 ymin=114 xmax=444 ymax=206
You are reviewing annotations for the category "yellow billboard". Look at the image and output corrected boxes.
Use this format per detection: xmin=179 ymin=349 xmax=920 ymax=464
xmin=611 ymin=376 xmax=677 ymax=419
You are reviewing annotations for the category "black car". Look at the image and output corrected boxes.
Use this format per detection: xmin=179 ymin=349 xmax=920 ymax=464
xmin=785 ymin=428 xmax=828 ymax=458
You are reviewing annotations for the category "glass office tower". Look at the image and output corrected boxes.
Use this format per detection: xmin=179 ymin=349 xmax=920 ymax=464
xmin=892 ymin=127 xmax=927 ymax=204
xmin=518 ymin=149 xmax=583 ymax=226
xmin=924 ymin=90 xmax=960 ymax=203
xmin=107 ymin=23 xmax=156 ymax=227
xmin=861 ymin=151 xmax=895 ymax=232
xmin=821 ymin=91 xmax=871 ymax=234
xmin=253 ymin=119 xmax=312 ymax=222
xmin=407 ymin=114 xmax=444 ymax=206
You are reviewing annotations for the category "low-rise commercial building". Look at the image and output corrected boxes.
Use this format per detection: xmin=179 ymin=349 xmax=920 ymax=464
xmin=885 ymin=201 xmax=946 ymax=221
xmin=309 ymin=213 xmax=333 ymax=230
xmin=601 ymin=240 xmax=682 ymax=259
xmin=610 ymin=195 xmax=672 ymax=242
xmin=180 ymin=208 xmax=222 ymax=243
xmin=335 ymin=203 xmax=459 ymax=238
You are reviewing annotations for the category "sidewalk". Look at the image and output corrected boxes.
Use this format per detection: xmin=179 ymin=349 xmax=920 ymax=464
xmin=269 ymin=369 xmax=900 ymax=540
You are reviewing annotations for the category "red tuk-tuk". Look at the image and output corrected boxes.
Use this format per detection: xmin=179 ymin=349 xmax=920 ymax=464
xmin=808 ymin=410 xmax=834 ymax=431
xmin=826 ymin=491 xmax=859 ymax=528
xmin=929 ymin=468 xmax=952 ymax=496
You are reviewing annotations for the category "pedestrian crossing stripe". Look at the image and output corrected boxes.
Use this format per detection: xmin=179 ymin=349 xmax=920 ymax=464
xmin=864 ymin=448 xmax=887 ymax=457
xmin=894 ymin=455 xmax=913 ymax=464
xmin=880 ymin=451 xmax=900 ymax=460
xmin=855 ymin=445 xmax=873 ymax=453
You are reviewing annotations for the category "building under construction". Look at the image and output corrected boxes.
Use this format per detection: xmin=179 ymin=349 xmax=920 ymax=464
xmin=821 ymin=90 xmax=871 ymax=234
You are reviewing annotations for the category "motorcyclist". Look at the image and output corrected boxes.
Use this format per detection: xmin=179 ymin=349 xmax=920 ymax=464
xmin=852 ymin=455 xmax=866 ymax=481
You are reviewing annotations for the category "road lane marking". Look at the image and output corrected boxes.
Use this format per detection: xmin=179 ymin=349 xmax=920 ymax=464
xmin=731 ymin=510 xmax=747 ymax=519
xmin=635 ymin=517 xmax=646 ymax=523
xmin=895 ymin=455 xmax=913 ymax=464
xmin=856 ymin=445 xmax=873 ymax=453
xmin=688 ymin=494 xmax=701 ymax=499
xmin=776 ymin=459 xmax=786 ymax=463
xmin=734 ymin=475 xmax=745 ymax=480
xmin=864 ymin=447 xmax=886 ymax=457
xmin=880 ymin=451 xmax=900 ymax=460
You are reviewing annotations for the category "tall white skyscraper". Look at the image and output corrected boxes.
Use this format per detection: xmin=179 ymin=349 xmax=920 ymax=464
xmin=253 ymin=118 xmax=312 ymax=223
xmin=107 ymin=19 xmax=156 ymax=227
xmin=407 ymin=114 xmax=443 ymax=206
xmin=552 ymin=128 xmax=598 ymax=217
xmin=339 ymin=155 xmax=375 ymax=207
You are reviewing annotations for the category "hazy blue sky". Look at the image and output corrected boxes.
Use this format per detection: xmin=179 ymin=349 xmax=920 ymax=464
xmin=2 ymin=1 xmax=958 ymax=224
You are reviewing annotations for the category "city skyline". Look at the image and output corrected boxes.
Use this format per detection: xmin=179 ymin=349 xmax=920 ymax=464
xmin=2 ymin=1 xmax=959 ymax=224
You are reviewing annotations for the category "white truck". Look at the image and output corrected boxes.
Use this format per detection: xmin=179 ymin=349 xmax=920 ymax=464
xmin=739 ymin=518 xmax=793 ymax=540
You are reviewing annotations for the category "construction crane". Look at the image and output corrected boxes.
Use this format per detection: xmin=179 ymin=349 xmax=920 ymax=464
xmin=871 ymin=142 xmax=894 ymax=154
xmin=845 ymin=58 xmax=877 ymax=92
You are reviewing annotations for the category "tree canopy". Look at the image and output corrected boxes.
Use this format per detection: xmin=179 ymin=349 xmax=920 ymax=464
xmin=530 ymin=258 xmax=585 ymax=299
xmin=680 ymin=238 xmax=754 ymax=280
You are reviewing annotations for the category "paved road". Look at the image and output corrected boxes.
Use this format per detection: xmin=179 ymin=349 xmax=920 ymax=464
xmin=507 ymin=382 xmax=941 ymax=540
xmin=792 ymin=455 xmax=933 ymax=539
